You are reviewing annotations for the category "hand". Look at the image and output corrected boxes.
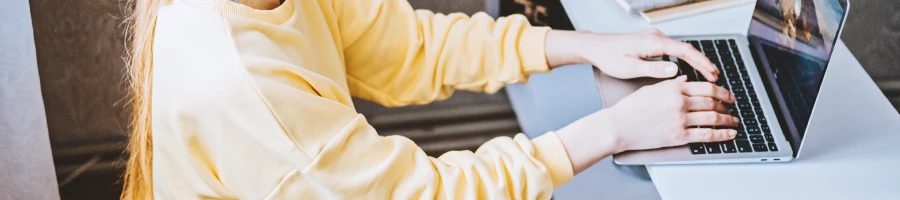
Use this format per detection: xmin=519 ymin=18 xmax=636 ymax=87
xmin=545 ymin=29 xmax=719 ymax=81
xmin=555 ymin=76 xmax=737 ymax=173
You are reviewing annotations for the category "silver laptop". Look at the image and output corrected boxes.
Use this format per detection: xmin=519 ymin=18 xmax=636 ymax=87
xmin=596 ymin=0 xmax=851 ymax=165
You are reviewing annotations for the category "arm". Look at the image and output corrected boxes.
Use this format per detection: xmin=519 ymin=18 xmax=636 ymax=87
xmin=272 ymin=117 xmax=573 ymax=199
xmin=336 ymin=0 xmax=550 ymax=106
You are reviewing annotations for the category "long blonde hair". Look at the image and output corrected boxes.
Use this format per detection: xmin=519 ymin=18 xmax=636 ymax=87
xmin=123 ymin=0 xmax=167 ymax=199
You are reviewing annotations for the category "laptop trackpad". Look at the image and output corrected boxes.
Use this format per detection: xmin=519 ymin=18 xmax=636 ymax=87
xmin=593 ymin=67 xmax=666 ymax=109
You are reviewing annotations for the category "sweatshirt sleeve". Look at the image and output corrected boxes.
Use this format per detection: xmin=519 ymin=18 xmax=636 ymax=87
xmin=334 ymin=0 xmax=551 ymax=107
xmin=267 ymin=115 xmax=575 ymax=199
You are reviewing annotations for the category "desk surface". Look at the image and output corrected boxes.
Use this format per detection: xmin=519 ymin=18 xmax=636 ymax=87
xmin=559 ymin=0 xmax=900 ymax=199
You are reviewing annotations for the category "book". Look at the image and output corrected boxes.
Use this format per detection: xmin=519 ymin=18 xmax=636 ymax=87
xmin=614 ymin=0 xmax=698 ymax=13
xmin=639 ymin=0 xmax=755 ymax=23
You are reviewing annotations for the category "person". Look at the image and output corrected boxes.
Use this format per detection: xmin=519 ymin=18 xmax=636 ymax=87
xmin=121 ymin=0 xmax=739 ymax=199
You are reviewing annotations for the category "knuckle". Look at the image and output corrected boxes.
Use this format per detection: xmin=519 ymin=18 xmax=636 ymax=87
xmin=674 ymin=129 xmax=689 ymax=141
xmin=706 ymin=130 xmax=717 ymax=141
xmin=674 ymin=98 xmax=687 ymax=108
xmin=707 ymin=113 xmax=719 ymax=123
xmin=678 ymin=114 xmax=689 ymax=126
xmin=703 ymin=98 xmax=715 ymax=108
xmin=682 ymin=43 xmax=696 ymax=51
xmin=671 ymin=82 xmax=684 ymax=90
xmin=707 ymin=84 xmax=717 ymax=94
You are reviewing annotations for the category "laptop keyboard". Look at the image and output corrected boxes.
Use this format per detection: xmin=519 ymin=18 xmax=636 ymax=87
xmin=665 ymin=39 xmax=778 ymax=154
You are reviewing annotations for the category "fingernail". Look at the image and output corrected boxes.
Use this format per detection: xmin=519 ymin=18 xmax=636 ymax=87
xmin=732 ymin=117 xmax=740 ymax=123
xmin=664 ymin=64 xmax=677 ymax=75
xmin=729 ymin=130 xmax=737 ymax=137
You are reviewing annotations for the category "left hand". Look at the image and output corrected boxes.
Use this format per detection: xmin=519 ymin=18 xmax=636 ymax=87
xmin=545 ymin=29 xmax=719 ymax=81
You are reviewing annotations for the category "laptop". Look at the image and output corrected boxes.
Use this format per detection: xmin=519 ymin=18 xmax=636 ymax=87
xmin=595 ymin=0 xmax=851 ymax=165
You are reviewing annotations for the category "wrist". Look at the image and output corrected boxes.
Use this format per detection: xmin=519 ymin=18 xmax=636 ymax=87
xmin=545 ymin=30 xmax=590 ymax=69
xmin=585 ymin=109 xmax=624 ymax=156
xmin=556 ymin=109 xmax=622 ymax=174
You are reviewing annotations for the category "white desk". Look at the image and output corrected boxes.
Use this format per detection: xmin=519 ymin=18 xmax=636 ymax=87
xmin=553 ymin=0 xmax=900 ymax=199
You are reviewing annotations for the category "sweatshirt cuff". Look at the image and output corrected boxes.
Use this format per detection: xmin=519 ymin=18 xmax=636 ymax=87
xmin=518 ymin=26 xmax=552 ymax=75
xmin=531 ymin=132 xmax=574 ymax=188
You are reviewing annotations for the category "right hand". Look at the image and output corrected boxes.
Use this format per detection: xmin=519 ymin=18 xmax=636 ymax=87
xmin=556 ymin=76 xmax=738 ymax=173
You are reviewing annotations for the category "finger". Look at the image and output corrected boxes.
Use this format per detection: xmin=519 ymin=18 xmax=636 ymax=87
xmin=658 ymin=37 xmax=719 ymax=81
xmin=684 ymin=128 xmax=737 ymax=143
xmin=630 ymin=60 xmax=679 ymax=78
xmin=681 ymin=82 xmax=736 ymax=103
xmin=685 ymin=111 xmax=740 ymax=126
xmin=685 ymin=97 xmax=729 ymax=113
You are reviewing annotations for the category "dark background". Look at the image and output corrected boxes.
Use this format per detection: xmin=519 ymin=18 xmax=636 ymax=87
xmin=26 ymin=0 xmax=898 ymax=199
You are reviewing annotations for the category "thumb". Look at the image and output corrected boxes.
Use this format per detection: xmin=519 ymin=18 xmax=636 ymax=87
xmin=632 ymin=60 xmax=678 ymax=78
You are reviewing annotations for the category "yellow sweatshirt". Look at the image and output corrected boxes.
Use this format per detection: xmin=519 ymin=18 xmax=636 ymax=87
xmin=151 ymin=0 xmax=573 ymax=199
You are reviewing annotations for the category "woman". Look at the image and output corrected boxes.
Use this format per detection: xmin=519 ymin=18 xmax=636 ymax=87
xmin=122 ymin=0 xmax=739 ymax=199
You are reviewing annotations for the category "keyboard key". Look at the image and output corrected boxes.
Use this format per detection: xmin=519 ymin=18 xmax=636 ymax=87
xmin=689 ymin=41 xmax=701 ymax=51
xmin=729 ymin=79 xmax=742 ymax=86
xmin=723 ymin=62 xmax=737 ymax=72
xmin=761 ymin=125 xmax=771 ymax=133
xmin=715 ymin=40 xmax=729 ymax=49
xmin=719 ymin=50 xmax=732 ymax=57
xmin=740 ymin=110 xmax=754 ymax=118
xmin=735 ymin=130 xmax=748 ymax=140
xmin=721 ymin=141 xmax=737 ymax=153
xmin=721 ymin=56 xmax=735 ymax=64
xmin=755 ymin=107 xmax=763 ymax=114
xmin=743 ymin=119 xmax=758 ymax=127
xmin=746 ymin=127 xmax=762 ymax=134
xmin=749 ymin=135 xmax=764 ymax=143
xmin=753 ymin=143 xmax=769 ymax=152
xmin=768 ymin=143 xmax=778 ymax=151
xmin=678 ymin=60 xmax=698 ymax=81
xmin=736 ymin=95 xmax=749 ymax=102
xmin=759 ymin=117 xmax=768 ymax=124
xmin=732 ymin=87 xmax=747 ymax=94
xmin=726 ymin=71 xmax=739 ymax=79
xmin=700 ymin=40 xmax=714 ymax=45
xmin=706 ymin=142 xmax=722 ymax=153
xmin=742 ymin=74 xmax=751 ymax=82
xmin=690 ymin=143 xmax=706 ymax=154
xmin=746 ymin=83 xmax=755 ymax=90
xmin=738 ymin=103 xmax=752 ymax=110
xmin=736 ymin=140 xmax=753 ymax=152
xmin=764 ymin=134 xmax=775 ymax=142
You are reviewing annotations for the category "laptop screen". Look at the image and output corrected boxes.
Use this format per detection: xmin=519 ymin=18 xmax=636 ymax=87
xmin=748 ymin=0 xmax=848 ymax=152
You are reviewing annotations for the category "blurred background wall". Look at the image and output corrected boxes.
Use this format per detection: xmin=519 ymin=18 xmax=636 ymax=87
xmin=22 ymin=0 xmax=897 ymax=199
